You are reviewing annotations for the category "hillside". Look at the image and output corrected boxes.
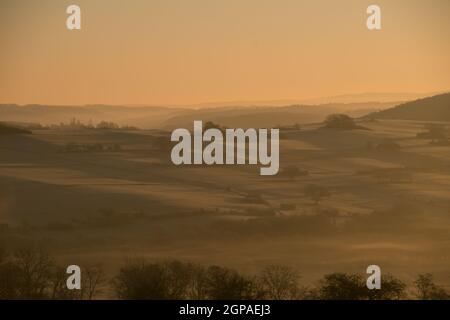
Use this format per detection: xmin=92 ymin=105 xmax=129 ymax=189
xmin=2 ymin=119 xmax=450 ymax=285
xmin=0 ymin=122 xmax=31 ymax=135
xmin=370 ymin=92 xmax=450 ymax=121
xmin=159 ymin=102 xmax=398 ymax=129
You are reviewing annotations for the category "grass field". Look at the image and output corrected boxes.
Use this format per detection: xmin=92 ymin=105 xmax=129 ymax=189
xmin=1 ymin=119 xmax=449 ymax=293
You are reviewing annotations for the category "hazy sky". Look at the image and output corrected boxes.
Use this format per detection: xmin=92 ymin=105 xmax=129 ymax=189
xmin=1 ymin=0 xmax=449 ymax=105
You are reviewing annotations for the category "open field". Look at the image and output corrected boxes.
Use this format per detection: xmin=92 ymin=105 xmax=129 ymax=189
xmin=1 ymin=119 xmax=450 ymax=293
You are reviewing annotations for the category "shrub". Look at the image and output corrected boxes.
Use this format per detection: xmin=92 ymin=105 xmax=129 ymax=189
xmin=324 ymin=114 xmax=360 ymax=130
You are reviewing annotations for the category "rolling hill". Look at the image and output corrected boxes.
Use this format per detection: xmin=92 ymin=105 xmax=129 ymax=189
xmin=160 ymin=103 xmax=396 ymax=129
xmin=369 ymin=92 xmax=450 ymax=121
xmin=0 ymin=102 xmax=398 ymax=130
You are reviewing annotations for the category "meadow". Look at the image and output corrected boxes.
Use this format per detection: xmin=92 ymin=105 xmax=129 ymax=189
xmin=1 ymin=116 xmax=449 ymax=296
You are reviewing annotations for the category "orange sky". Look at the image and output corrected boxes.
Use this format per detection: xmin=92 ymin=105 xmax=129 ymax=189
xmin=1 ymin=0 xmax=449 ymax=105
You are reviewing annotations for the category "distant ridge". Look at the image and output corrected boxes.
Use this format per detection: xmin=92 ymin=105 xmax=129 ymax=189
xmin=184 ymin=92 xmax=438 ymax=108
xmin=369 ymin=92 xmax=450 ymax=121
xmin=0 ymin=101 xmax=398 ymax=129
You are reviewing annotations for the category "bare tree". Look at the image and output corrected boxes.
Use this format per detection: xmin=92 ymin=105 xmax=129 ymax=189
xmin=49 ymin=266 xmax=79 ymax=300
xmin=257 ymin=265 xmax=301 ymax=300
xmin=13 ymin=248 xmax=54 ymax=299
xmin=83 ymin=265 xmax=106 ymax=300
xmin=203 ymin=265 xmax=255 ymax=300
xmin=414 ymin=274 xmax=449 ymax=300
xmin=0 ymin=261 xmax=21 ymax=299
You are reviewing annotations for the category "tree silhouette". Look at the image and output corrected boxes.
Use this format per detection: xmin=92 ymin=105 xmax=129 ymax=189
xmin=315 ymin=272 xmax=406 ymax=300
xmin=114 ymin=260 xmax=171 ymax=299
xmin=257 ymin=265 xmax=301 ymax=300
xmin=324 ymin=114 xmax=358 ymax=130
xmin=317 ymin=273 xmax=366 ymax=300
xmin=13 ymin=249 xmax=53 ymax=299
xmin=414 ymin=273 xmax=450 ymax=300
xmin=204 ymin=265 xmax=255 ymax=300
xmin=366 ymin=274 xmax=406 ymax=300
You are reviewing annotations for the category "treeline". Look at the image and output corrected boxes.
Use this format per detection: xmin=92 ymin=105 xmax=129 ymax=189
xmin=113 ymin=260 xmax=449 ymax=300
xmin=0 ymin=249 xmax=449 ymax=300
xmin=0 ymin=249 xmax=104 ymax=299
xmin=33 ymin=118 xmax=138 ymax=131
